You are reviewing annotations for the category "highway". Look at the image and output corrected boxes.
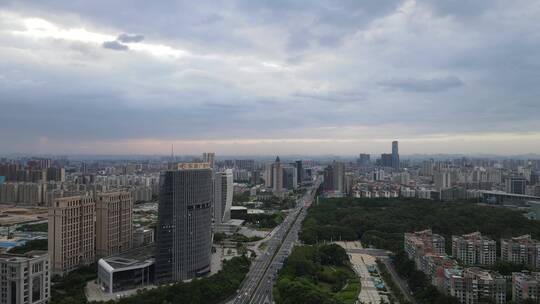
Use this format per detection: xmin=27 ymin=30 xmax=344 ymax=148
xmin=230 ymin=178 xmax=321 ymax=304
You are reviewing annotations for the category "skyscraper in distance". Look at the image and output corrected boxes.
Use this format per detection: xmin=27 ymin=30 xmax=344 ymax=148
xmin=202 ymin=152 xmax=215 ymax=168
xmin=358 ymin=154 xmax=370 ymax=167
xmin=381 ymin=153 xmax=393 ymax=168
xmin=295 ymin=160 xmax=303 ymax=184
xmin=272 ymin=156 xmax=283 ymax=196
xmin=392 ymin=140 xmax=400 ymax=170
xmin=156 ymin=163 xmax=213 ymax=283
xmin=323 ymin=161 xmax=345 ymax=193
xmin=283 ymin=166 xmax=298 ymax=190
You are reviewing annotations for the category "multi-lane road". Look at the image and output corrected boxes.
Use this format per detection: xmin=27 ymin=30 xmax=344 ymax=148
xmin=230 ymin=178 xmax=321 ymax=304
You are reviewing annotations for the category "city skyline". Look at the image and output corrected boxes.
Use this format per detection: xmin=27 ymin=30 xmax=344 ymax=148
xmin=1 ymin=1 xmax=540 ymax=154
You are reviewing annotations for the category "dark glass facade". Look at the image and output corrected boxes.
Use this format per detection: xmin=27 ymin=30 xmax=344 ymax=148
xmin=156 ymin=168 xmax=213 ymax=283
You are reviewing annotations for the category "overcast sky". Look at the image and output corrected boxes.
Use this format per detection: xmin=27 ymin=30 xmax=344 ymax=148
xmin=1 ymin=0 xmax=539 ymax=155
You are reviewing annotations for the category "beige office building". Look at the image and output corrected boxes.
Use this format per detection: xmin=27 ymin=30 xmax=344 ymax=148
xmin=0 ymin=251 xmax=50 ymax=304
xmin=48 ymin=195 xmax=95 ymax=276
xmin=96 ymin=191 xmax=133 ymax=258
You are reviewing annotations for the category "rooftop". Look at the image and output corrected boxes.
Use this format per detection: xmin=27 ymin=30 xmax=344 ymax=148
xmin=100 ymin=245 xmax=154 ymax=271
xmin=0 ymin=250 xmax=47 ymax=261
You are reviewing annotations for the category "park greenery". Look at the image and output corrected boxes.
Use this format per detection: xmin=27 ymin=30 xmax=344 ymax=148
xmin=230 ymin=233 xmax=263 ymax=243
xmin=51 ymin=264 xmax=97 ymax=304
xmin=297 ymin=197 xmax=540 ymax=304
xmin=213 ymin=232 xmax=226 ymax=243
xmin=257 ymin=195 xmax=297 ymax=210
xmin=300 ymin=198 xmax=540 ymax=255
xmin=233 ymin=191 xmax=251 ymax=205
xmin=274 ymin=244 xmax=359 ymax=304
xmin=243 ymin=212 xmax=284 ymax=229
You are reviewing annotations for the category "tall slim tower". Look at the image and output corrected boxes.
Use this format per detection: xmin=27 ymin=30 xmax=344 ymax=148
xmin=213 ymin=169 xmax=233 ymax=226
xmin=155 ymin=163 xmax=213 ymax=283
xmin=392 ymin=140 xmax=400 ymax=170
xmin=272 ymin=157 xmax=283 ymax=196
xmin=295 ymin=160 xmax=303 ymax=184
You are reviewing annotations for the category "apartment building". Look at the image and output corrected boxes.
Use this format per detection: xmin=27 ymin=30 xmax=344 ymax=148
xmin=422 ymin=254 xmax=458 ymax=291
xmin=96 ymin=191 xmax=133 ymax=258
xmin=512 ymin=271 xmax=540 ymax=303
xmin=501 ymin=235 xmax=540 ymax=270
xmin=404 ymin=229 xmax=446 ymax=264
xmin=0 ymin=251 xmax=50 ymax=304
xmin=405 ymin=230 xmax=507 ymax=304
xmin=445 ymin=267 xmax=506 ymax=304
xmin=48 ymin=195 xmax=95 ymax=276
xmin=452 ymin=232 xmax=497 ymax=266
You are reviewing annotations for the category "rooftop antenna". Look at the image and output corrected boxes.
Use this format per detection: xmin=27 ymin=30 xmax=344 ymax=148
xmin=171 ymin=144 xmax=175 ymax=162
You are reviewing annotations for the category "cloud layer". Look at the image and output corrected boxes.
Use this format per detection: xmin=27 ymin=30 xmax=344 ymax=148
xmin=0 ymin=0 xmax=539 ymax=155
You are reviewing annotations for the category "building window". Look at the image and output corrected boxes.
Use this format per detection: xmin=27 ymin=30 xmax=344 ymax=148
xmin=32 ymin=276 xmax=41 ymax=302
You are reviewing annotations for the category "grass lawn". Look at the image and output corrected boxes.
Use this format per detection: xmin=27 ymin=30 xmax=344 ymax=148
xmin=317 ymin=265 xmax=360 ymax=304
xmin=336 ymin=277 xmax=360 ymax=304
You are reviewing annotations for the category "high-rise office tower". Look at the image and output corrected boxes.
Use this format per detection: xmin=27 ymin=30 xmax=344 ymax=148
xmin=156 ymin=163 xmax=213 ymax=283
xmin=264 ymin=163 xmax=273 ymax=188
xmin=380 ymin=153 xmax=393 ymax=168
xmin=202 ymin=152 xmax=215 ymax=168
xmin=323 ymin=166 xmax=334 ymax=190
xmin=95 ymin=191 xmax=133 ymax=258
xmin=272 ymin=157 xmax=283 ymax=196
xmin=295 ymin=160 xmax=303 ymax=184
xmin=213 ymin=169 xmax=233 ymax=226
xmin=80 ymin=162 xmax=88 ymax=175
xmin=283 ymin=166 xmax=298 ymax=190
xmin=49 ymin=195 xmax=95 ymax=275
xmin=323 ymin=161 xmax=345 ymax=193
xmin=392 ymin=140 xmax=400 ymax=170
xmin=357 ymin=154 xmax=370 ymax=168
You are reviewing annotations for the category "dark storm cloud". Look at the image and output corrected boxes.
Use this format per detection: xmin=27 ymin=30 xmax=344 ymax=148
xmin=117 ymin=33 xmax=144 ymax=43
xmin=102 ymin=40 xmax=128 ymax=51
xmin=378 ymin=76 xmax=464 ymax=93
xmin=1 ymin=0 xmax=540 ymax=153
